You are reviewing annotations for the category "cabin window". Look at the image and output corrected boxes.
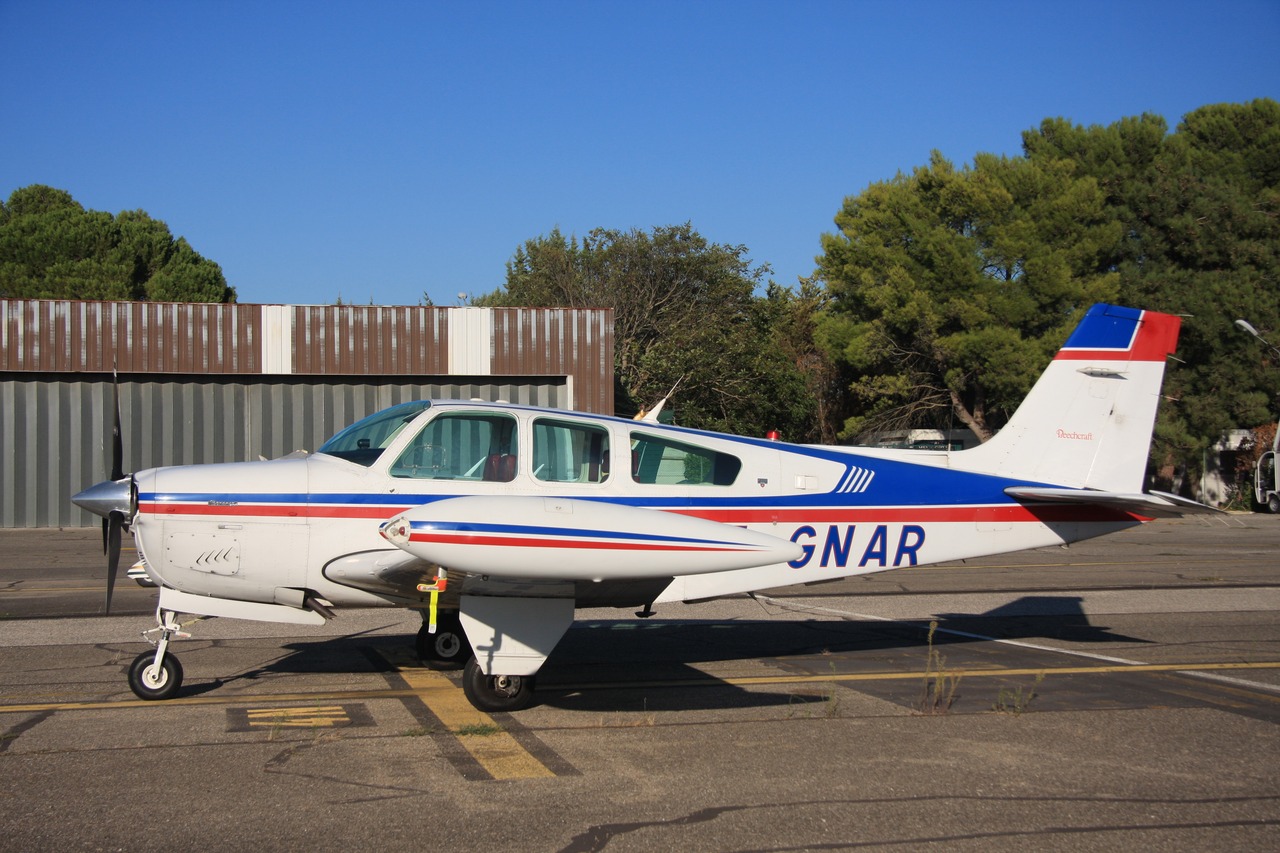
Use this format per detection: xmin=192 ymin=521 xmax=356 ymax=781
xmin=390 ymin=413 xmax=518 ymax=481
xmin=318 ymin=401 xmax=432 ymax=467
xmin=629 ymin=432 xmax=741 ymax=486
xmin=532 ymin=418 xmax=610 ymax=483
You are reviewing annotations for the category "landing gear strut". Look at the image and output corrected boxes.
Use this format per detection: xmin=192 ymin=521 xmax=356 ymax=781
xmin=462 ymin=656 xmax=536 ymax=712
xmin=127 ymin=608 xmax=186 ymax=700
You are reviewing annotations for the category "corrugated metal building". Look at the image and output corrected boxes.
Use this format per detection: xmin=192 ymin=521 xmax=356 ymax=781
xmin=1 ymin=299 xmax=614 ymax=527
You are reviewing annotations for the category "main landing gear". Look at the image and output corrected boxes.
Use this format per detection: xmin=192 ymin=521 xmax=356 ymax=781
xmin=416 ymin=610 xmax=469 ymax=669
xmin=447 ymin=594 xmax=571 ymax=713
xmin=461 ymin=656 xmax=536 ymax=712
xmin=417 ymin=609 xmax=536 ymax=711
xmin=127 ymin=608 xmax=187 ymax=700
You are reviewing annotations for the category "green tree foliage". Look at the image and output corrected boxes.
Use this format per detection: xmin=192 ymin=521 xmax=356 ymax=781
xmin=0 ymin=185 xmax=234 ymax=302
xmin=817 ymin=151 xmax=1121 ymax=441
xmin=477 ymin=224 xmax=824 ymax=438
xmin=1021 ymin=100 xmax=1280 ymax=478
xmin=762 ymin=277 xmax=847 ymax=444
xmin=818 ymin=99 xmax=1280 ymax=486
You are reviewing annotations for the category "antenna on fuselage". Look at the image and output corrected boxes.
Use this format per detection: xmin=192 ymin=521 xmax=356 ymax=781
xmin=635 ymin=376 xmax=684 ymax=424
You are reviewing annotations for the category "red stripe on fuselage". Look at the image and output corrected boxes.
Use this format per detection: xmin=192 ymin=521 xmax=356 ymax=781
xmin=139 ymin=502 xmax=1143 ymax=525
xmin=138 ymin=502 xmax=407 ymax=519
xmin=673 ymin=505 xmax=1142 ymax=524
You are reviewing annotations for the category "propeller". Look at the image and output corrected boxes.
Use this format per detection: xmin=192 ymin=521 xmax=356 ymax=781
xmin=105 ymin=504 xmax=123 ymax=614
xmin=110 ymin=371 xmax=124 ymax=483
xmin=73 ymin=372 xmax=134 ymax=614
xmin=104 ymin=373 xmax=129 ymax=614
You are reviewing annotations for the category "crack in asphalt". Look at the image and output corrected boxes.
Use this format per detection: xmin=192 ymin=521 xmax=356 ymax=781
xmin=559 ymin=795 xmax=1280 ymax=852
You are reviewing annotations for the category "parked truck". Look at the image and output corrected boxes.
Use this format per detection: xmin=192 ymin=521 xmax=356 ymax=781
xmin=1257 ymin=428 xmax=1279 ymax=513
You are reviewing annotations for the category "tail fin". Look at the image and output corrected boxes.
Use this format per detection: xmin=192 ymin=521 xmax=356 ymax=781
xmin=957 ymin=304 xmax=1181 ymax=491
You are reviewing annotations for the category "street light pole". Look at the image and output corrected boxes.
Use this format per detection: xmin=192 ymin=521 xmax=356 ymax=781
xmin=1234 ymin=318 xmax=1280 ymax=359
xmin=1236 ymin=318 xmax=1280 ymax=512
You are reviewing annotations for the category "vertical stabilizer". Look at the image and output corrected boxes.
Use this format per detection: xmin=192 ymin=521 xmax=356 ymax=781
xmin=957 ymin=304 xmax=1181 ymax=492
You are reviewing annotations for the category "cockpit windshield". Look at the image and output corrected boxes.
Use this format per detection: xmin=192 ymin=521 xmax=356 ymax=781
xmin=317 ymin=401 xmax=432 ymax=467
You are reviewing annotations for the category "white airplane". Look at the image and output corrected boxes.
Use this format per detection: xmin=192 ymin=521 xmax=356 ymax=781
xmin=73 ymin=303 xmax=1213 ymax=712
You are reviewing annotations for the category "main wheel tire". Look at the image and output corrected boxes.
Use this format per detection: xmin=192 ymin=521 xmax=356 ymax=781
xmin=462 ymin=656 xmax=536 ymax=713
xmin=1268 ymin=494 xmax=1280 ymax=514
xmin=128 ymin=651 xmax=183 ymax=701
xmin=417 ymin=614 xmax=468 ymax=670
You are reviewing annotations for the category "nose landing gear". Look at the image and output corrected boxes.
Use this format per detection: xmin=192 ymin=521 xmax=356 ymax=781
xmin=127 ymin=608 xmax=188 ymax=701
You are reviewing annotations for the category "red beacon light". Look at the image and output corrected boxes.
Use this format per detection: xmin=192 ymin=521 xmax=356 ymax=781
xmin=766 ymin=430 xmax=780 ymax=441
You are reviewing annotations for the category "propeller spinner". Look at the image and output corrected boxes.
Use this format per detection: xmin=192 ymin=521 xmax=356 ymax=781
xmin=71 ymin=374 xmax=136 ymax=614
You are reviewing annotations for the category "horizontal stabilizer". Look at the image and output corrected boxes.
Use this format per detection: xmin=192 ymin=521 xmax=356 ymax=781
xmin=1005 ymin=487 xmax=1222 ymax=519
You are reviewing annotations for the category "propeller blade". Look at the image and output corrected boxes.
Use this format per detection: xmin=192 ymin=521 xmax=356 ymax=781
xmin=103 ymin=372 xmax=127 ymax=614
xmin=109 ymin=372 xmax=124 ymax=482
xmin=105 ymin=510 xmax=123 ymax=614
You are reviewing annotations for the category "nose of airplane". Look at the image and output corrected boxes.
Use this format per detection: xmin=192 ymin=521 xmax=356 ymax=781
xmin=72 ymin=478 xmax=133 ymax=519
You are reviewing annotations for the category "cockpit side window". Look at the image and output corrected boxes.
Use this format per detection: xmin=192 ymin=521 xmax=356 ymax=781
xmin=391 ymin=412 xmax=518 ymax=481
xmin=532 ymin=418 xmax=610 ymax=483
xmin=318 ymin=401 xmax=432 ymax=467
xmin=629 ymin=432 xmax=741 ymax=486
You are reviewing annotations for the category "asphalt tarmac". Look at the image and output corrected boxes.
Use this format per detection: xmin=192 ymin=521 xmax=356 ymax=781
xmin=1 ymin=515 xmax=1278 ymax=851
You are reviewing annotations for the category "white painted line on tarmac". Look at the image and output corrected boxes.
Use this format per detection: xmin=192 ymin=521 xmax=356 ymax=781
xmin=756 ymin=594 xmax=1280 ymax=696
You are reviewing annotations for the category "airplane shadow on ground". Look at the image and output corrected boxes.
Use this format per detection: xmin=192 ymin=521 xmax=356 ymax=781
xmin=177 ymin=595 xmax=1149 ymax=712
xmin=533 ymin=594 xmax=1151 ymax=711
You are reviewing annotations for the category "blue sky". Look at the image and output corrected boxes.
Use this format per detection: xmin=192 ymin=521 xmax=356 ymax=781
xmin=2 ymin=1 xmax=1277 ymax=307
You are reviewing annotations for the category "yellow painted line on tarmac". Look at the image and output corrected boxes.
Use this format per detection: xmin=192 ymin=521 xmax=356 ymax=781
xmin=727 ymin=660 xmax=1280 ymax=684
xmin=400 ymin=667 xmax=553 ymax=780
xmin=245 ymin=706 xmax=351 ymax=728
xmin=911 ymin=555 xmax=1280 ymax=568
xmin=0 ymin=687 xmax=427 ymax=714
xmin=3 ymin=660 xmax=1277 ymax=717
xmin=556 ymin=660 xmax=1280 ymax=695
xmin=0 ymin=586 xmax=154 ymax=594
xmin=376 ymin=650 xmax=554 ymax=781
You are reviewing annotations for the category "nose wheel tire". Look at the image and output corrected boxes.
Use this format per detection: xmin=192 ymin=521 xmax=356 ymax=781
xmin=128 ymin=651 xmax=183 ymax=701
xmin=462 ymin=656 xmax=536 ymax=712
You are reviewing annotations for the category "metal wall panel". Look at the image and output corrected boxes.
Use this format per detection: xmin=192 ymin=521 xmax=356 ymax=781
xmin=3 ymin=300 xmax=612 ymax=411
xmin=2 ymin=299 xmax=613 ymax=527
xmin=1 ymin=299 xmax=261 ymax=373
xmin=1 ymin=375 xmax=567 ymax=528
xmin=292 ymin=305 xmax=450 ymax=375
xmin=490 ymin=308 xmax=613 ymax=413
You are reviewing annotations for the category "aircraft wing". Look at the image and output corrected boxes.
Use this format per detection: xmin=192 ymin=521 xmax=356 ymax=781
xmin=1004 ymin=487 xmax=1222 ymax=518
xmin=321 ymin=541 xmax=675 ymax=608
xmin=323 ymin=549 xmax=444 ymax=601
